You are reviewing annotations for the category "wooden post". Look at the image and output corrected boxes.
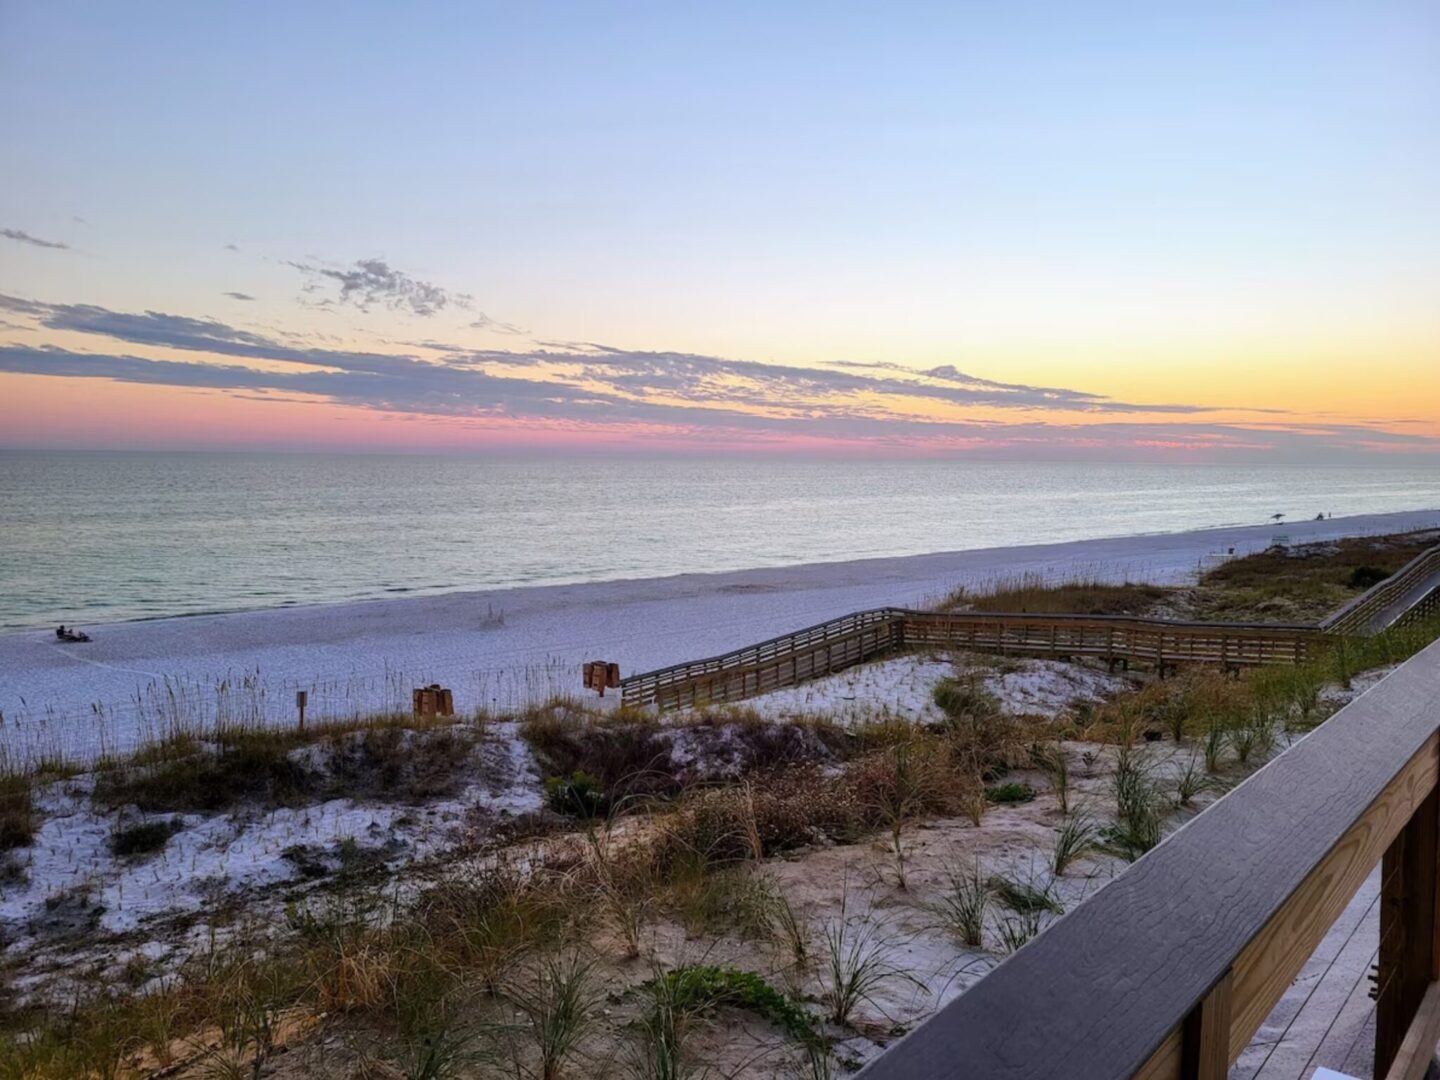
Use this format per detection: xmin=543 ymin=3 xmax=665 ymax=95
xmin=295 ymin=690 xmax=307 ymax=732
xmin=1181 ymin=968 xmax=1234 ymax=1080
xmin=1375 ymin=781 xmax=1440 ymax=1077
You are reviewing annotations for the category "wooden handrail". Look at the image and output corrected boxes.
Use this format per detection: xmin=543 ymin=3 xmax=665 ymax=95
xmin=620 ymin=609 xmax=1325 ymax=708
xmin=1322 ymin=546 xmax=1440 ymax=635
xmin=856 ymin=638 xmax=1440 ymax=1080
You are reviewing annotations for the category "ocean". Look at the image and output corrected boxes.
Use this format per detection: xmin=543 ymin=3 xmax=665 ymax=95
xmin=1 ymin=451 xmax=1436 ymax=631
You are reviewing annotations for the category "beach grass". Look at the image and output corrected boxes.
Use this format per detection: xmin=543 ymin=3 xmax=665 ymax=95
xmin=1185 ymin=528 xmax=1438 ymax=623
xmin=939 ymin=573 xmax=1171 ymax=616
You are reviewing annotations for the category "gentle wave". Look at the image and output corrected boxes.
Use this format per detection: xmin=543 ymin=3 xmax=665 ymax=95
xmin=2 ymin=451 xmax=1437 ymax=631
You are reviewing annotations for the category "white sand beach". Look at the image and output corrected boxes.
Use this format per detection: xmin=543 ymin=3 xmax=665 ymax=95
xmin=2 ymin=507 xmax=1435 ymax=762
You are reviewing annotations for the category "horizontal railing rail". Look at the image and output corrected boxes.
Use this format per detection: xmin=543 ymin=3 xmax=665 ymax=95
xmin=620 ymin=607 xmax=905 ymax=709
xmin=619 ymin=608 xmax=1323 ymax=709
xmin=856 ymin=637 xmax=1440 ymax=1080
xmin=620 ymin=543 xmax=1440 ymax=711
xmin=900 ymin=610 xmax=1319 ymax=667
xmin=1322 ymin=545 xmax=1440 ymax=635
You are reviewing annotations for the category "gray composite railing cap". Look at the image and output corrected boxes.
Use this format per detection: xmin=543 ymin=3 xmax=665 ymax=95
xmin=856 ymin=637 xmax=1440 ymax=1080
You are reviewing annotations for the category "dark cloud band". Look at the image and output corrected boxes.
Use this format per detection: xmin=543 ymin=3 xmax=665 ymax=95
xmin=1 ymin=228 xmax=69 ymax=251
xmin=0 ymin=292 xmax=1431 ymax=459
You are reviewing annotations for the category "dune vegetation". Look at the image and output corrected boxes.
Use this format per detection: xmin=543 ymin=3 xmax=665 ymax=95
xmin=0 ymin=533 xmax=1436 ymax=1078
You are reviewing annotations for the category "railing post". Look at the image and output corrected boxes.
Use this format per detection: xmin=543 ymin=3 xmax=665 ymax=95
xmin=1180 ymin=968 xmax=1233 ymax=1080
xmin=1375 ymin=773 xmax=1440 ymax=1077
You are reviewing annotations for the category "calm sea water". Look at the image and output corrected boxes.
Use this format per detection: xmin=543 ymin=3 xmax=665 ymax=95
xmin=1 ymin=451 xmax=1436 ymax=631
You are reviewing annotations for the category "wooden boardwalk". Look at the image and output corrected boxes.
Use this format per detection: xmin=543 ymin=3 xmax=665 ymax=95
xmin=621 ymin=543 xmax=1440 ymax=711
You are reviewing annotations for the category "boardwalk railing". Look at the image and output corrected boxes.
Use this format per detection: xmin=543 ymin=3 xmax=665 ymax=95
xmin=620 ymin=609 xmax=1322 ymax=710
xmin=620 ymin=608 xmax=904 ymax=710
xmin=901 ymin=611 xmax=1318 ymax=668
xmin=620 ymin=543 xmax=1440 ymax=710
xmin=1322 ymin=544 xmax=1440 ymax=635
xmin=857 ymin=636 xmax=1440 ymax=1080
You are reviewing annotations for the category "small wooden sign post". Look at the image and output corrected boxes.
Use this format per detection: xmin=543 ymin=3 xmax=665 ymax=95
xmin=295 ymin=690 xmax=308 ymax=731
xmin=583 ymin=661 xmax=620 ymax=698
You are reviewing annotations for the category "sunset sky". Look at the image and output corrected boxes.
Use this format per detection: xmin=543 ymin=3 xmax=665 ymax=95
xmin=1 ymin=2 xmax=1437 ymax=461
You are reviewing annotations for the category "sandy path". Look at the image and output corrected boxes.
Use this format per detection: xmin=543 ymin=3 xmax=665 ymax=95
xmin=1 ymin=508 xmax=1434 ymax=760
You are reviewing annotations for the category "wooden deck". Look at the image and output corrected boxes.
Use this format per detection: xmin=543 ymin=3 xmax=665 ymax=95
xmin=1234 ymin=869 xmax=1384 ymax=1080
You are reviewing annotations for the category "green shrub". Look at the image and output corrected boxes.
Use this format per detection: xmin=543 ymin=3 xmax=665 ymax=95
xmin=984 ymin=782 xmax=1035 ymax=805
xmin=649 ymin=964 xmax=819 ymax=1046
xmin=1347 ymin=565 xmax=1390 ymax=589
xmin=523 ymin=711 xmax=680 ymax=806
xmin=544 ymin=770 xmax=606 ymax=817
xmin=932 ymin=678 xmax=1000 ymax=721
xmin=110 ymin=818 xmax=182 ymax=858
xmin=988 ymin=873 xmax=1062 ymax=915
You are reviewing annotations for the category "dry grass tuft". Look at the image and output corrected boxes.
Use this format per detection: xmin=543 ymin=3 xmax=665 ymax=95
xmin=940 ymin=573 xmax=1170 ymax=616
xmin=90 ymin=716 xmax=475 ymax=814
xmin=0 ymin=770 xmax=36 ymax=851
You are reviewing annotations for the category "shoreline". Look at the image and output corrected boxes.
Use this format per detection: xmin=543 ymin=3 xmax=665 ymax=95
xmin=0 ymin=512 xmax=1290 ymax=636
xmin=0 ymin=510 xmax=1374 ymax=634
xmin=2 ymin=507 xmax=1436 ymax=761
xmin=8 ymin=505 xmax=1439 ymax=640
xmin=7 ymin=453 xmax=1437 ymax=635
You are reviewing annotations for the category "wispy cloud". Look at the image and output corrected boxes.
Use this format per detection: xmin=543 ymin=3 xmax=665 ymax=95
xmin=470 ymin=313 xmax=528 ymax=335
xmin=287 ymin=257 xmax=470 ymax=317
xmin=499 ymin=343 xmax=1218 ymax=415
xmin=1 ymin=228 xmax=69 ymax=250
xmin=223 ymin=291 xmax=256 ymax=301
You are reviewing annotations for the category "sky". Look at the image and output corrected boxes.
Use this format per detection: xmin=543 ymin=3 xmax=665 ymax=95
xmin=1 ymin=1 xmax=1437 ymax=462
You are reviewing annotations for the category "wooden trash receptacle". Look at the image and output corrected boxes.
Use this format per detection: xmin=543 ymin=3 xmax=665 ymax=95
xmin=412 ymin=684 xmax=454 ymax=718
xmin=583 ymin=661 xmax=621 ymax=697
